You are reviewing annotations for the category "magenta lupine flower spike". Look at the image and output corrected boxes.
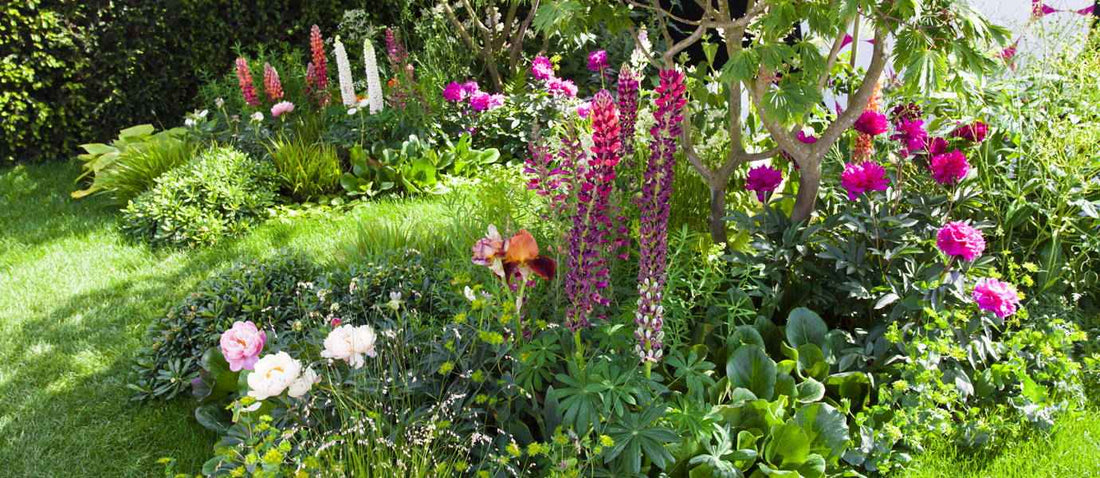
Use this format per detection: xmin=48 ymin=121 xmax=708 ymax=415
xmin=235 ymin=58 xmax=260 ymax=107
xmin=309 ymin=25 xmax=328 ymax=90
xmin=634 ymin=69 xmax=686 ymax=363
xmin=617 ymin=65 xmax=640 ymax=162
xmin=263 ymin=63 xmax=284 ymax=102
xmin=565 ymin=90 xmax=621 ymax=331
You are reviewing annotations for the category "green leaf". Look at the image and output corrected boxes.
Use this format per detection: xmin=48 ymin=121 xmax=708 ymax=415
xmin=764 ymin=422 xmax=811 ymax=467
xmin=786 ymin=308 xmax=828 ymax=348
xmin=727 ymin=345 xmax=777 ymax=400
xmin=796 ymin=378 xmax=826 ymax=403
xmin=794 ymin=403 xmax=849 ymax=461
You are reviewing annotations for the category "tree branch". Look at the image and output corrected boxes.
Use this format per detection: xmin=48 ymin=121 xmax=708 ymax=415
xmin=508 ymin=0 xmax=540 ymax=72
xmin=813 ymin=26 xmax=888 ymax=157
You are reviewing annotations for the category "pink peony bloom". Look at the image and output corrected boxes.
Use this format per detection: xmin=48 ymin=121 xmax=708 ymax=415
xmin=469 ymin=92 xmax=505 ymax=112
xmin=797 ymin=130 xmax=818 ymax=144
xmin=219 ymin=321 xmax=266 ymax=372
xmin=587 ymin=50 xmax=608 ymax=72
xmin=546 ymin=77 xmax=577 ymax=98
xmin=576 ymin=101 xmax=592 ymax=118
xmin=930 ymin=149 xmax=970 ymax=184
xmin=952 ymin=121 xmax=988 ymax=142
xmin=972 ymin=277 xmax=1021 ymax=318
xmin=891 ymin=118 xmax=928 ymax=154
xmin=461 ymin=81 xmax=480 ymax=96
xmin=840 ymin=161 xmax=890 ymax=201
xmin=937 ymin=221 xmax=985 ymax=261
xmin=532 ymin=55 xmax=554 ymax=80
xmin=927 ymin=137 xmax=948 ymax=156
xmin=270 ymin=101 xmax=295 ymax=118
xmin=853 ymin=110 xmax=889 ymax=136
xmin=745 ymin=165 xmax=783 ymax=202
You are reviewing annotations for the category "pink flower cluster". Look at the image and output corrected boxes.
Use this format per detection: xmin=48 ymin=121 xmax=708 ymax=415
xmin=745 ymin=165 xmax=783 ymax=203
xmin=442 ymin=80 xmax=503 ymax=112
xmin=531 ymin=55 xmax=554 ymax=81
xmin=972 ymin=278 xmax=1021 ymax=318
xmin=546 ymin=77 xmax=578 ymax=98
xmin=587 ymin=50 xmax=609 ymax=72
xmin=930 ymin=149 xmax=970 ymax=185
xmin=840 ymin=162 xmax=889 ymax=201
xmin=220 ymin=321 xmax=266 ymax=371
xmin=891 ymin=118 xmax=928 ymax=155
xmin=936 ymin=221 xmax=985 ymax=261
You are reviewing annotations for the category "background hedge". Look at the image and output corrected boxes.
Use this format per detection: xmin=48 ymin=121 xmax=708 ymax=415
xmin=1 ymin=0 xmax=416 ymax=163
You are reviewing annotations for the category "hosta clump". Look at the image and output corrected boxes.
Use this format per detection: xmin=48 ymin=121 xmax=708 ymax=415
xmin=120 ymin=147 xmax=278 ymax=248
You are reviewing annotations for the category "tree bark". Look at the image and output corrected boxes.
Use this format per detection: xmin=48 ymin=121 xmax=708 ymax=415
xmin=709 ymin=179 xmax=729 ymax=244
xmin=790 ymin=158 xmax=820 ymax=223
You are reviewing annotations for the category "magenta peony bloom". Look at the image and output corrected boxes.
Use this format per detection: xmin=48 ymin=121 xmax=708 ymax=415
xmin=937 ymin=221 xmax=986 ymax=261
xmin=853 ymin=110 xmax=889 ymax=136
xmin=891 ymin=118 xmax=928 ymax=154
xmin=587 ymin=50 xmax=608 ymax=72
xmin=469 ymin=92 xmax=504 ymax=112
xmin=952 ymin=121 xmax=988 ymax=142
xmin=442 ymin=82 xmax=466 ymax=102
xmin=930 ymin=149 xmax=970 ymax=185
xmin=546 ymin=77 xmax=577 ymax=98
xmin=745 ymin=165 xmax=783 ymax=202
xmin=270 ymin=101 xmax=295 ymax=118
xmin=220 ymin=321 xmax=266 ymax=372
xmin=531 ymin=55 xmax=554 ymax=80
xmin=797 ymin=130 xmax=818 ymax=144
xmin=972 ymin=277 xmax=1021 ymax=318
xmin=927 ymin=137 xmax=948 ymax=156
xmin=890 ymin=102 xmax=923 ymax=124
xmin=840 ymin=162 xmax=890 ymax=201
xmin=461 ymin=81 xmax=480 ymax=96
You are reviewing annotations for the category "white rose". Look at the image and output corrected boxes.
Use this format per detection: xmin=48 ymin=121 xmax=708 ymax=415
xmin=247 ymin=352 xmax=302 ymax=400
xmin=321 ymin=324 xmax=377 ymax=368
xmin=287 ymin=367 xmax=318 ymax=398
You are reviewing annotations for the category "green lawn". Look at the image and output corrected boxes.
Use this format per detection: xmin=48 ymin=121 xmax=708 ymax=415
xmin=1 ymin=161 xmax=1096 ymax=476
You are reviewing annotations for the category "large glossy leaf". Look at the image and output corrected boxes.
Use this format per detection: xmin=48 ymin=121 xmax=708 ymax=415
xmin=764 ymin=422 xmax=811 ymax=467
xmin=786 ymin=308 xmax=828 ymax=348
xmin=794 ymin=403 xmax=849 ymax=461
xmin=727 ymin=345 xmax=777 ymax=400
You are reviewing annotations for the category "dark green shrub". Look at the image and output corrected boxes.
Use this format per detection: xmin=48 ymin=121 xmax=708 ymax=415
xmin=130 ymin=250 xmax=445 ymax=401
xmin=120 ymin=147 xmax=278 ymax=248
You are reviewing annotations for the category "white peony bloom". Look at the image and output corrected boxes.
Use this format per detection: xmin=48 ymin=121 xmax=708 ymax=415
xmin=334 ymin=36 xmax=357 ymax=107
xmin=321 ymin=324 xmax=377 ymax=368
xmin=247 ymin=352 xmax=302 ymax=400
xmin=363 ymin=40 xmax=384 ymax=114
xmin=287 ymin=367 xmax=319 ymax=398
xmin=251 ymin=112 xmax=264 ymax=122
xmin=215 ymin=97 xmax=225 ymax=108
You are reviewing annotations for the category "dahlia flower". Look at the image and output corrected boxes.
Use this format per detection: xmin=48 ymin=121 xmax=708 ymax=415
xmin=219 ymin=321 xmax=265 ymax=372
xmin=972 ymin=278 xmax=1021 ymax=318
xmin=840 ymin=162 xmax=889 ymax=201
xmin=930 ymin=149 xmax=970 ymax=185
xmin=937 ymin=221 xmax=985 ymax=261
xmin=745 ymin=165 xmax=783 ymax=202
xmin=247 ymin=352 xmax=302 ymax=400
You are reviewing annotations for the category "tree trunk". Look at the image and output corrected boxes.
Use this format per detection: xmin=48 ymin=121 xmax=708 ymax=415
xmin=790 ymin=160 xmax=821 ymax=223
xmin=708 ymin=181 xmax=728 ymax=244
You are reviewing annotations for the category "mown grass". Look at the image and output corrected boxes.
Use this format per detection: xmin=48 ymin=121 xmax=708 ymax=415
xmin=0 ymin=160 xmax=461 ymax=476
xmin=1 ymin=160 xmax=1097 ymax=476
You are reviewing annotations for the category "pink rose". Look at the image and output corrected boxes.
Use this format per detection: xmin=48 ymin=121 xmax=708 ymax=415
xmin=972 ymin=278 xmax=1021 ymax=318
xmin=219 ymin=321 xmax=266 ymax=372
xmin=937 ymin=221 xmax=985 ymax=261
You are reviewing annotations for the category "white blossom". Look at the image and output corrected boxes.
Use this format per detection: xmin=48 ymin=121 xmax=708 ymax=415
xmin=247 ymin=352 xmax=302 ymax=400
xmin=334 ymin=36 xmax=357 ymax=107
xmin=321 ymin=324 xmax=377 ymax=368
xmin=363 ymin=39 xmax=384 ymax=114
xmin=288 ymin=367 xmax=319 ymax=398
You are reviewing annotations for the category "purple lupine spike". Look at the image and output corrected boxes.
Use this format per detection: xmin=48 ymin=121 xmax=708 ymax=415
xmin=635 ymin=69 xmax=686 ymax=363
xmin=617 ymin=65 xmax=640 ymax=162
xmin=524 ymin=140 xmax=571 ymax=216
xmin=565 ymin=90 xmax=621 ymax=330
